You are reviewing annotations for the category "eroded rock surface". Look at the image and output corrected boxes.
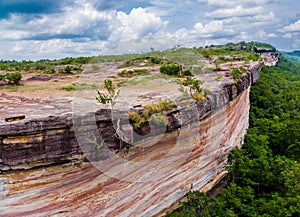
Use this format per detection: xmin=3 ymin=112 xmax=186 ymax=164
xmin=0 ymin=62 xmax=262 ymax=216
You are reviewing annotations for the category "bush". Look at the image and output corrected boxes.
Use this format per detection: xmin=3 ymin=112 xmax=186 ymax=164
xmin=1 ymin=72 xmax=22 ymax=85
xmin=160 ymin=63 xmax=181 ymax=76
xmin=231 ymin=67 xmax=242 ymax=80
xmin=183 ymin=70 xmax=193 ymax=76
xmin=96 ymin=79 xmax=116 ymax=105
xmin=128 ymin=111 xmax=146 ymax=129
xmin=60 ymin=83 xmax=77 ymax=91
xmin=215 ymin=75 xmax=223 ymax=81
xmin=64 ymin=65 xmax=73 ymax=74
xmin=118 ymin=69 xmax=149 ymax=78
xmin=128 ymin=100 xmax=176 ymax=129
xmin=192 ymin=92 xmax=206 ymax=102
xmin=180 ymin=77 xmax=207 ymax=102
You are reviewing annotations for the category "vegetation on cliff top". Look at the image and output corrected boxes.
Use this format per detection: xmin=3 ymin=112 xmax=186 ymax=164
xmin=167 ymin=56 xmax=300 ymax=217
xmin=0 ymin=41 xmax=265 ymax=73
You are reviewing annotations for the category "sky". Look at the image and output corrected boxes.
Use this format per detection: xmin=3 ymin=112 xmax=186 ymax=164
xmin=0 ymin=0 xmax=300 ymax=60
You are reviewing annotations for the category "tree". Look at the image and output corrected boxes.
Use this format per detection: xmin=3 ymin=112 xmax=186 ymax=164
xmin=96 ymin=79 xmax=117 ymax=105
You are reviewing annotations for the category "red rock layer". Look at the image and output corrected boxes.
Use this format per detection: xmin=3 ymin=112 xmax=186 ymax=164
xmin=0 ymin=88 xmax=250 ymax=217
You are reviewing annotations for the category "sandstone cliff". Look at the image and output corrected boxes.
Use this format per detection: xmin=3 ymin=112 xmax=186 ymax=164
xmin=0 ymin=62 xmax=262 ymax=216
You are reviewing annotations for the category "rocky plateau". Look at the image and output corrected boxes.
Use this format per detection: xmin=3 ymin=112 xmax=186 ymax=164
xmin=0 ymin=60 xmax=264 ymax=216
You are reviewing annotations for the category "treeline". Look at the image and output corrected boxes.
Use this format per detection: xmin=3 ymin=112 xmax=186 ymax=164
xmin=166 ymin=57 xmax=300 ymax=217
xmin=0 ymin=41 xmax=272 ymax=73
xmin=0 ymin=57 xmax=92 ymax=72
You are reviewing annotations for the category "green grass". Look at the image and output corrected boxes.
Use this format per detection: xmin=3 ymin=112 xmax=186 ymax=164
xmin=60 ymin=82 xmax=98 ymax=91
xmin=118 ymin=69 xmax=149 ymax=78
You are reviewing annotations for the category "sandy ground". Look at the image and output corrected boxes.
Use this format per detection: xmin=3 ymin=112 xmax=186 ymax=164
xmin=0 ymin=63 xmax=122 ymax=99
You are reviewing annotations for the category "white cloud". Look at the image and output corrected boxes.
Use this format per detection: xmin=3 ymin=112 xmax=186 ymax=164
xmin=0 ymin=2 xmax=114 ymax=41
xmin=0 ymin=3 xmax=168 ymax=59
xmin=281 ymin=20 xmax=300 ymax=47
xmin=220 ymin=12 xmax=276 ymax=32
xmin=199 ymin=0 xmax=278 ymax=7
xmin=110 ymin=7 xmax=168 ymax=42
xmin=283 ymin=19 xmax=300 ymax=32
xmin=193 ymin=20 xmax=224 ymax=36
xmin=1 ymin=0 xmax=300 ymax=59
xmin=205 ymin=5 xmax=264 ymax=19
xmin=172 ymin=20 xmax=235 ymax=44
xmin=0 ymin=3 xmax=167 ymax=43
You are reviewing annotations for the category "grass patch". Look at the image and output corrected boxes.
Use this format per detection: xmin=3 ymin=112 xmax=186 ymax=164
xmin=60 ymin=83 xmax=98 ymax=91
xmin=118 ymin=69 xmax=149 ymax=78
xmin=128 ymin=100 xmax=177 ymax=129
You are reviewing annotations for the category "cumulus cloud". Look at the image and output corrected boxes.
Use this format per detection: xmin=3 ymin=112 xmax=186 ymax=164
xmin=0 ymin=1 xmax=168 ymax=59
xmin=110 ymin=7 xmax=168 ymax=42
xmin=193 ymin=20 xmax=225 ymax=36
xmin=0 ymin=0 xmax=300 ymax=60
xmin=0 ymin=2 xmax=114 ymax=41
xmin=173 ymin=20 xmax=236 ymax=44
xmin=283 ymin=19 xmax=300 ymax=32
xmin=0 ymin=3 xmax=167 ymax=43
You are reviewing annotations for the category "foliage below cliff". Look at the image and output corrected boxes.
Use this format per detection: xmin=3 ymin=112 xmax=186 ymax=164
xmin=166 ymin=57 xmax=300 ymax=217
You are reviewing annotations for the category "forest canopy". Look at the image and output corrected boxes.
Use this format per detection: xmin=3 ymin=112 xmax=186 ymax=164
xmin=167 ymin=57 xmax=300 ymax=217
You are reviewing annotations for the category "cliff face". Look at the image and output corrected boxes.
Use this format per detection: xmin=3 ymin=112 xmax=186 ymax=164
xmin=0 ymin=62 xmax=262 ymax=216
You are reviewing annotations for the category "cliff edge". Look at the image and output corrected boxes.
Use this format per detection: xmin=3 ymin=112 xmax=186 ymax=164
xmin=0 ymin=56 xmax=264 ymax=216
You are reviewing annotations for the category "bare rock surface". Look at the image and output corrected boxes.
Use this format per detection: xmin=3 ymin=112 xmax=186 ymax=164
xmin=0 ymin=61 xmax=263 ymax=216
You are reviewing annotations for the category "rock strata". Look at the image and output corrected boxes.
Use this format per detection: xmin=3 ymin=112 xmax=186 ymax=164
xmin=0 ymin=62 xmax=263 ymax=216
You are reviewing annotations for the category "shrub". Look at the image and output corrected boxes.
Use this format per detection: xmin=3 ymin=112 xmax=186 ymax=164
xmin=215 ymin=75 xmax=223 ymax=81
xmin=149 ymin=57 xmax=162 ymax=64
xmin=239 ymin=66 xmax=247 ymax=72
xmin=1 ymin=72 xmax=22 ymax=85
xmin=117 ymin=69 xmax=149 ymax=78
xmin=180 ymin=77 xmax=206 ymax=102
xmin=64 ymin=65 xmax=73 ymax=74
xmin=96 ymin=79 xmax=117 ymax=105
xmin=231 ymin=67 xmax=242 ymax=80
xmin=183 ymin=69 xmax=193 ymax=76
xmin=144 ymin=100 xmax=176 ymax=114
xmin=128 ymin=111 xmax=146 ymax=129
xmin=60 ymin=83 xmax=77 ymax=91
xmin=160 ymin=63 xmax=181 ymax=76
xmin=192 ymin=92 xmax=206 ymax=102
xmin=128 ymin=100 xmax=176 ymax=129
xmin=182 ymin=77 xmax=202 ymax=87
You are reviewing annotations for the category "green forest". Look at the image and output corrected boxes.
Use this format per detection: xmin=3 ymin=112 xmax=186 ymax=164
xmin=167 ymin=56 xmax=300 ymax=216
xmin=282 ymin=51 xmax=300 ymax=64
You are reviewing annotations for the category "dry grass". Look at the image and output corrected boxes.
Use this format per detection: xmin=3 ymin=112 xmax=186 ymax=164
xmin=128 ymin=100 xmax=176 ymax=129
xmin=192 ymin=92 xmax=206 ymax=102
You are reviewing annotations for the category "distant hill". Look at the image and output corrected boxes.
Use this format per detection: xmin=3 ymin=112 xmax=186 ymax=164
xmin=281 ymin=50 xmax=300 ymax=63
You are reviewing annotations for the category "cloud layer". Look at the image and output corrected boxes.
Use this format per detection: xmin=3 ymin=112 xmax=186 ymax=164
xmin=0 ymin=0 xmax=299 ymax=60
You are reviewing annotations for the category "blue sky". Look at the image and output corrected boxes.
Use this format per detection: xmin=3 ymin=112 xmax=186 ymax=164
xmin=0 ymin=0 xmax=300 ymax=60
